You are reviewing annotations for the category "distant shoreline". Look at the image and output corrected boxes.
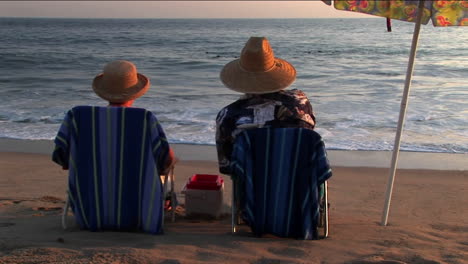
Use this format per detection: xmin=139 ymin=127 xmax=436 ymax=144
xmin=0 ymin=17 xmax=379 ymax=20
xmin=1 ymin=138 xmax=467 ymax=170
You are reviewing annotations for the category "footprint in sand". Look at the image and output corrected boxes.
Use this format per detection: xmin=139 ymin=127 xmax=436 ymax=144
xmin=32 ymin=206 xmax=62 ymax=217
xmin=348 ymin=259 xmax=406 ymax=264
xmin=38 ymin=196 xmax=64 ymax=203
xmin=0 ymin=199 xmax=21 ymax=206
xmin=349 ymin=255 xmax=444 ymax=264
xmin=268 ymin=247 xmax=307 ymax=258
xmin=253 ymin=258 xmax=282 ymax=264
xmin=0 ymin=196 xmax=64 ymax=207
xmin=33 ymin=206 xmax=63 ymax=212
xmin=253 ymin=258 xmax=305 ymax=264
xmin=32 ymin=197 xmax=65 ymax=215
xmin=159 ymin=260 xmax=181 ymax=264
xmin=431 ymin=223 xmax=468 ymax=233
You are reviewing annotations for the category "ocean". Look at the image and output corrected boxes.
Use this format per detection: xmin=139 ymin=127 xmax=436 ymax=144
xmin=0 ymin=17 xmax=467 ymax=153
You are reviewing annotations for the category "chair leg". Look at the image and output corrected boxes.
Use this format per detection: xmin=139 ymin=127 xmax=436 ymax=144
xmin=162 ymin=173 xmax=169 ymax=229
xmin=323 ymin=181 xmax=329 ymax=238
xmin=317 ymin=181 xmax=329 ymax=238
xmin=232 ymin=179 xmax=237 ymax=234
xmin=163 ymin=173 xmax=169 ymax=195
xmin=162 ymin=167 xmax=176 ymax=223
xmin=170 ymin=168 xmax=176 ymax=223
xmin=232 ymin=184 xmax=236 ymax=234
xmin=62 ymin=195 xmax=70 ymax=230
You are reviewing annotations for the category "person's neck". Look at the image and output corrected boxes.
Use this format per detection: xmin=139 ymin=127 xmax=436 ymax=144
xmin=109 ymin=101 xmax=134 ymax=107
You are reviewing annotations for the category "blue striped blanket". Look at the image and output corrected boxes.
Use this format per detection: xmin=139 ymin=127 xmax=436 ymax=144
xmin=52 ymin=106 xmax=171 ymax=234
xmin=230 ymin=128 xmax=332 ymax=239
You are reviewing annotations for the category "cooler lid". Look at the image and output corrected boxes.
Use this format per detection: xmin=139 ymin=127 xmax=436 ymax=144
xmin=186 ymin=174 xmax=224 ymax=190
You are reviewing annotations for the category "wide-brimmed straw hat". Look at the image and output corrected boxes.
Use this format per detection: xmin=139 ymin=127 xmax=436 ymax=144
xmin=220 ymin=37 xmax=296 ymax=94
xmin=92 ymin=60 xmax=150 ymax=103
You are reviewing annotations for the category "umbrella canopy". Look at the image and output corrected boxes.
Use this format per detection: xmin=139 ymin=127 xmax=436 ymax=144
xmin=321 ymin=0 xmax=468 ymax=226
xmin=323 ymin=0 xmax=468 ymax=26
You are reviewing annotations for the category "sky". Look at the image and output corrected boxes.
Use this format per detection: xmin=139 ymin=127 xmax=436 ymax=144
xmin=0 ymin=1 xmax=369 ymax=19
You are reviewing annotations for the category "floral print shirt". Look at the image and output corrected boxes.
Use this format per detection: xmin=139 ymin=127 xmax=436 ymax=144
xmin=215 ymin=89 xmax=316 ymax=174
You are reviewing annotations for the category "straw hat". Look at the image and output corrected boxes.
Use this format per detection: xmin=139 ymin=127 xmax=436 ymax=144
xmin=92 ymin=60 xmax=150 ymax=103
xmin=220 ymin=37 xmax=296 ymax=94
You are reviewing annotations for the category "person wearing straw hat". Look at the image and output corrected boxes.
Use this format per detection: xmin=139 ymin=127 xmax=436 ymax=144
xmin=53 ymin=60 xmax=176 ymax=175
xmin=92 ymin=60 xmax=150 ymax=107
xmin=52 ymin=60 xmax=178 ymax=218
xmin=92 ymin=60 xmax=176 ymax=174
xmin=216 ymin=37 xmax=316 ymax=174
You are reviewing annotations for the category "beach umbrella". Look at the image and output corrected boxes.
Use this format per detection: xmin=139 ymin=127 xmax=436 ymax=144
xmin=321 ymin=0 xmax=468 ymax=226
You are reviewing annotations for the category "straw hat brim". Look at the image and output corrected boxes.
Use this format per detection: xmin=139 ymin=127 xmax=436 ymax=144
xmin=92 ymin=73 xmax=150 ymax=103
xmin=220 ymin=58 xmax=296 ymax=94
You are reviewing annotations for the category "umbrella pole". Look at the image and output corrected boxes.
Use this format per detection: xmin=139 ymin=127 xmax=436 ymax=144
xmin=381 ymin=0 xmax=426 ymax=226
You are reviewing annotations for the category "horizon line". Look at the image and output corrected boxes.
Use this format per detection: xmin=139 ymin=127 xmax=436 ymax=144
xmin=0 ymin=16 xmax=377 ymax=20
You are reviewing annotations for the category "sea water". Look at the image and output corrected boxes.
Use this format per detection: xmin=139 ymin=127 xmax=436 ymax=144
xmin=0 ymin=18 xmax=467 ymax=153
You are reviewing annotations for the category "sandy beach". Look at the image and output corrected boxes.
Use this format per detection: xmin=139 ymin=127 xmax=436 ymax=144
xmin=0 ymin=139 xmax=467 ymax=263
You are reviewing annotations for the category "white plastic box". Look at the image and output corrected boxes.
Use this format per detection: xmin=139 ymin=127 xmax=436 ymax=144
xmin=183 ymin=174 xmax=224 ymax=218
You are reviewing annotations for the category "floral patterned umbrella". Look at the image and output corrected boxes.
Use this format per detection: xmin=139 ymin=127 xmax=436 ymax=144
xmin=323 ymin=0 xmax=468 ymax=26
xmin=321 ymin=0 xmax=468 ymax=226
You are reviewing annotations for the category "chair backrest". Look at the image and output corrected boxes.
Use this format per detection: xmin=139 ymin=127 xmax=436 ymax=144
xmin=53 ymin=106 xmax=170 ymax=234
xmin=230 ymin=127 xmax=332 ymax=239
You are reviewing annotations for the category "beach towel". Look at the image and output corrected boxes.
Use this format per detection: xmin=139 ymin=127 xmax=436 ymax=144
xmin=52 ymin=106 xmax=171 ymax=234
xmin=230 ymin=127 xmax=332 ymax=239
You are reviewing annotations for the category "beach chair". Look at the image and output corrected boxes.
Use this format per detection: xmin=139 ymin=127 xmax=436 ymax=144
xmin=52 ymin=106 xmax=175 ymax=234
xmin=230 ymin=127 xmax=332 ymax=239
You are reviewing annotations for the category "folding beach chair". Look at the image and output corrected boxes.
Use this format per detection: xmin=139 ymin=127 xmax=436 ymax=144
xmin=230 ymin=127 xmax=332 ymax=239
xmin=53 ymin=106 xmax=175 ymax=234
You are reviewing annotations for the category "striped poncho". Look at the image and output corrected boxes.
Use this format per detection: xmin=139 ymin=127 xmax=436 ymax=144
xmin=230 ymin=127 xmax=332 ymax=239
xmin=52 ymin=106 xmax=171 ymax=234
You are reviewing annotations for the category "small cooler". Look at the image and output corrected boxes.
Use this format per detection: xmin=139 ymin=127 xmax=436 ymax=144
xmin=183 ymin=174 xmax=224 ymax=218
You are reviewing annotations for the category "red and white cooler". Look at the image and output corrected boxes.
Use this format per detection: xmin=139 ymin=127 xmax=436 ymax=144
xmin=183 ymin=174 xmax=224 ymax=218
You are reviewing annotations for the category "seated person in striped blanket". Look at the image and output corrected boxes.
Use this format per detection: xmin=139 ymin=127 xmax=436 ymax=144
xmin=216 ymin=37 xmax=316 ymax=174
xmin=52 ymin=60 xmax=176 ymax=175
